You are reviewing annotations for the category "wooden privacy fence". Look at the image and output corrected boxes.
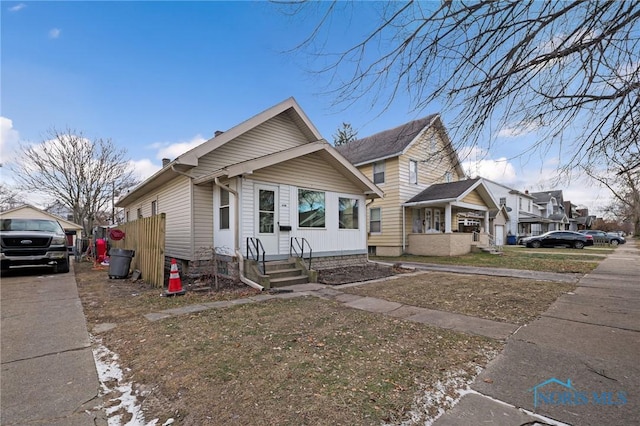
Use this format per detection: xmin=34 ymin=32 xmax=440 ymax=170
xmin=110 ymin=213 xmax=165 ymax=288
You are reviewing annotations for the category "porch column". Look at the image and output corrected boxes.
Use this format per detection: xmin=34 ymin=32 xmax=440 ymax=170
xmin=444 ymin=204 xmax=452 ymax=233
xmin=484 ymin=211 xmax=490 ymax=233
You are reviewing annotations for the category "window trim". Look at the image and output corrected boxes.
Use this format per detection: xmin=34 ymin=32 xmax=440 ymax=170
xmin=373 ymin=161 xmax=385 ymax=184
xmin=409 ymin=159 xmax=418 ymax=184
xmin=298 ymin=188 xmax=326 ymax=229
xmin=369 ymin=207 xmax=381 ymax=234
xmin=219 ymin=188 xmax=230 ymax=230
xmin=338 ymin=197 xmax=359 ymax=230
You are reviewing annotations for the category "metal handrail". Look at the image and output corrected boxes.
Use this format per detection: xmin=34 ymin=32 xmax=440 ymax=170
xmin=246 ymin=237 xmax=266 ymax=274
xmin=290 ymin=237 xmax=312 ymax=270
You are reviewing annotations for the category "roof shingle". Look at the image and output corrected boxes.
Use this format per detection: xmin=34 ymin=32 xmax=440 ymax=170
xmin=335 ymin=114 xmax=438 ymax=165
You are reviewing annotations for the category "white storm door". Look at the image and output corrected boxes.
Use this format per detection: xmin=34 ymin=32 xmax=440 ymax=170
xmin=495 ymin=225 xmax=504 ymax=246
xmin=255 ymin=184 xmax=279 ymax=255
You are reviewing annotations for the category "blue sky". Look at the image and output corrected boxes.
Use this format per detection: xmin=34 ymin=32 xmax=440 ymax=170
xmin=1 ymin=1 xmax=613 ymax=213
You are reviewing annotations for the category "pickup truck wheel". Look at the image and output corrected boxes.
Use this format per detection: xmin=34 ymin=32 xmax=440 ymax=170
xmin=56 ymin=260 xmax=70 ymax=273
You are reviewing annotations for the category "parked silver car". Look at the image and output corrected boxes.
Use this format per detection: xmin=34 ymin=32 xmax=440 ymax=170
xmin=579 ymin=230 xmax=626 ymax=246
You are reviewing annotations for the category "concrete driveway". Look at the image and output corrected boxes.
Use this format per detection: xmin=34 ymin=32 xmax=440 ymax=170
xmin=1 ymin=266 xmax=105 ymax=426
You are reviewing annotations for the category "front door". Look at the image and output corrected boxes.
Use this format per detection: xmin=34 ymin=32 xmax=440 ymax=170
xmin=256 ymin=184 xmax=279 ymax=254
xmin=495 ymin=225 xmax=504 ymax=246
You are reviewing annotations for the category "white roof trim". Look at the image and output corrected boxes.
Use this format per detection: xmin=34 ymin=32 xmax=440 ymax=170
xmin=176 ymin=97 xmax=323 ymax=167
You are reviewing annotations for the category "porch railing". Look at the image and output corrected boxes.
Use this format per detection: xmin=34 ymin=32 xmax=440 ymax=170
xmin=487 ymin=233 xmax=503 ymax=252
xmin=246 ymin=237 xmax=266 ymax=274
xmin=290 ymin=237 xmax=312 ymax=270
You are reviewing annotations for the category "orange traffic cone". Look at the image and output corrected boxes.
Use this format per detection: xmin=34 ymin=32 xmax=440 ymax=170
xmin=163 ymin=258 xmax=185 ymax=297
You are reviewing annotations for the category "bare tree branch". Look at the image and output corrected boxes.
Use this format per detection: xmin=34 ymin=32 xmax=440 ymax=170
xmin=283 ymin=0 xmax=640 ymax=171
xmin=10 ymin=128 xmax=139 ymax=234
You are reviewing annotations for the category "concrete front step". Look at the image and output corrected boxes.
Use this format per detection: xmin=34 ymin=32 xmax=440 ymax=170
xmin=268 ymin=268 xmax=305 ymax=279
xmin=264 ymin=260 xmax=298 ymax=272
xmin=270 ymin=275 xmax=310 ymax=287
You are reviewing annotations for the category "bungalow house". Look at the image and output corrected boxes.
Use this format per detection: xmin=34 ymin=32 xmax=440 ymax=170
xmin=115 ymin=98 xmax=382 ymax=288
xmin=335 ymin=115 xmax=498 ymax=256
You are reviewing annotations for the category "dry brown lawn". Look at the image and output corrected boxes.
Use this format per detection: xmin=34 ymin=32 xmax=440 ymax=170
xmin=75 ymin=262 xmax=502 ymax=425
xmin=341 ymin=271 xmax=576 ymax=325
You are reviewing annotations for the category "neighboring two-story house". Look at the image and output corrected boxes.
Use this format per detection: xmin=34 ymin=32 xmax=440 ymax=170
xmin=336 ymin=115 xmax=498 ymax=256
xmin=482 ymin=179 xmax=537 ymax=243
xmin=528 ymin=190 xmax=570 ymax=235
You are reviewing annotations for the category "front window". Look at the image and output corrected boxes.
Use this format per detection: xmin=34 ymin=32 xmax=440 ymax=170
xmin=220 ymin=188 xmax=230 ymax=230
xmin=425 ymin=209 xmax=432 ymax=230
xmin=444 ymin=171 xmax=452 ymax=182
xmin=151 ymin=200 xmax=157 ymax=216
xmin=373 ymin=161 xmax=385 ymax=184
xmin=499 ymin=197 xmax=507 ymax=206
xmin=298 ymin=189 xmax=325 ymax=228
xmin=409 ymin=160 xmax=418 ymax=184
xmin=369 ymin=207 xmax=381 ymax=233
xmin=339 ymin=198 xmax=359 ymax=229
xmin=434 ymin=210 xmax=441 ymax=231
xmin=519 ymin=197 xmax=523 ymax=210
xmin=137 ymin=208 xmax=142 ymax=219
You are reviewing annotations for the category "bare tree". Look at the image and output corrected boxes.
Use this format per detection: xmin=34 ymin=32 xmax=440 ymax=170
xmin=11 ymin=128 xmax=139 ymax=235
xmin=333 ymin=122 xmax=358 ymax=146
xmin=584 ymin=153 xmax=640 ymax=236
xmin=285 ymin=1 xmax=640 ymax=172
xmin=0 ymin=183 xmax=25 ymax=212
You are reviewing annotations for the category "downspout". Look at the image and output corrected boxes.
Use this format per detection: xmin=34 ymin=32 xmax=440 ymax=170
xmin=214 ymin=176 xmax=264 ymax=291
xmin=402 ymin=205 xmax=406 ymax=252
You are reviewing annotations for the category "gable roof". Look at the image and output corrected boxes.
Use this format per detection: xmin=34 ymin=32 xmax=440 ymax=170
xmin=530 ymin=190 xmax=564 ymax=204
xmin=336 ymin=114 xmax=465 ymax=177
xmin=118 ymin=98 xmax=383 ymax=206
xmin=405 ymin=178 xmax=480 ymax=203
xmin=403 ymin=178 xmax=498 ymax=210
xmin=336 ymin=114 xmax=438 ymax=165
xmin=0 ymin=204 xmax=83 ymax=231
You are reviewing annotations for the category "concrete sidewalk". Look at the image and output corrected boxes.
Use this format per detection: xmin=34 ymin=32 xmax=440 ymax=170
xmin=434 ymin=239 xmax=640 ymax=425
xmin=0 ymin=266 xmax=106 ymax=426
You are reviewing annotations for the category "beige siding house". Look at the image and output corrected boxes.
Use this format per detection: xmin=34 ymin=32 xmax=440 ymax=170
xmin=336 ymin=115 xmax=498 ymax=256
xmin=116 ymin=98 xmax=382 ymax=286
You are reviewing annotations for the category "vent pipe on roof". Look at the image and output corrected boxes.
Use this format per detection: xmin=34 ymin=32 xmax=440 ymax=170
xmin=162 ymin=158 xmax=170 ymax=167
xmin=214 ymin=130 xmax=224 ymax=137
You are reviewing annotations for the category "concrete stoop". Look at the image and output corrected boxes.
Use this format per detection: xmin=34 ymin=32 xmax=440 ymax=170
xmin=264 ymin=260 xmax=309 ymax=287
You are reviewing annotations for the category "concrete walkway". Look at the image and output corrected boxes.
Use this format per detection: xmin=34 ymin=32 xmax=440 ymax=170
xmin=144 ymin=277 xmax=519 ymax=341
xmin=1 ymin=266 xmax=106 ymax=426
xmin=434 ymin=239 xmax=640 ymax=425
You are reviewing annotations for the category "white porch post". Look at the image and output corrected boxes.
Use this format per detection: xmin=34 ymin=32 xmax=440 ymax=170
xmin=445 ymin=204 xmax=452 ymax=233
xmin=484 ymin=211 xmax=490 ymax=234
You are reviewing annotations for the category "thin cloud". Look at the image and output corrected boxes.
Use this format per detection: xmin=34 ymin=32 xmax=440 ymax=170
xmin=150 ymin=134 xmax=206 ymax=161
xmin=0 ymin=116 xmax=21 ymax=166
xmin=129 ymin=159 xmax=161 ymax=181
xmin=48 ymin=28 xmax=61 ymax=39
xmin=8 ymin=3 xmax=26 ymax=12
xmin=496 ymin=120 xmax=541 ymax=138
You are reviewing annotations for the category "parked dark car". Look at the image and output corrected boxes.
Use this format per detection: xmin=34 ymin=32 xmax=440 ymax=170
xmin=519 ymin=231 xmax=594 ymax=249
xmin=579 ymin=230 xmax=626 ymax=246
xmin=0 ymin=218 xmax=70 ymax=274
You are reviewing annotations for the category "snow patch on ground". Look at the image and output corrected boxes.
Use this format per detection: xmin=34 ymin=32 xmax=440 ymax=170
xmin=91 ymin=335 xmax=173 ymax=426
xmin=392 ymin=348 xmax=499 ymax=426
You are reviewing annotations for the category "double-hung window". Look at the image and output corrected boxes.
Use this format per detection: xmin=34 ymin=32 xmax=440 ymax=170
xmin=409 ymin=160 xmax=418 ymax=184
xmin=369 ymin=207 xmax=381 ymax=233
xmin=373 ymin=161 xmax=385 ymax=184
xmin=220 ymin=188 xmax=230 ymax=230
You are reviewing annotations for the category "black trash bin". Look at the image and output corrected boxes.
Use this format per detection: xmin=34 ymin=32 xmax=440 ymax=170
xmin=108 ymin=248 xmax=135 ymax=279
